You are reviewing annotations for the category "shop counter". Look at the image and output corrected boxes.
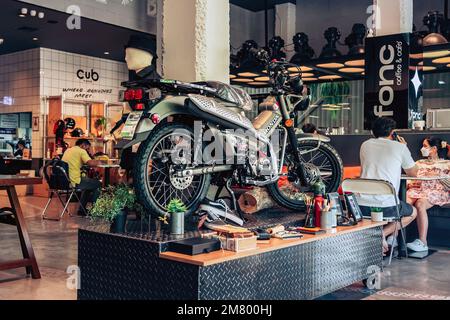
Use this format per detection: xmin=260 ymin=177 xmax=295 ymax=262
xmin=78 ymin=218 xmax=386 ymax=300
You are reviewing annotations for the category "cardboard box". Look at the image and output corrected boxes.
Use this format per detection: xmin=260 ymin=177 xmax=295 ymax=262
xmin=226 ymin=236 xmax=258 ymax=252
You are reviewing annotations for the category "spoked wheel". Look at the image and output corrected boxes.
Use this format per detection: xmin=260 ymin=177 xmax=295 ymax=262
xmin=134 ymin=123 xmax=211 ymax=217
xmin=267 ymin=140 xmax=343 ymax=211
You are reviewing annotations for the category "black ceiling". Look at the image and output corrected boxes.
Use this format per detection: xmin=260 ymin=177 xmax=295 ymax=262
xmin=230 ymin=0 xmax=296 ymax=12
xmin=0 ymin=0 xmax=155 ymax=62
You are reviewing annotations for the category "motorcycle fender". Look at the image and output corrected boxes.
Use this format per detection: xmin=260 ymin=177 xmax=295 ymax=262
xmin=115 ymin=96 xmax=190 ymax=150
xmin=297 ymin=133 xmax=330 ymax=143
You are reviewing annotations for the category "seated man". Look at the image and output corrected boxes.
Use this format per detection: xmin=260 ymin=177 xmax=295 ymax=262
xmin=14 ymin=140 xmax=27 ymax=158
xmin=407 ymin=137 xmax=450 ymax=252
xmin=357 ymin=118 xmax=419 ymax=254
xmin=62 ymin=139 xmax=104 ymax=215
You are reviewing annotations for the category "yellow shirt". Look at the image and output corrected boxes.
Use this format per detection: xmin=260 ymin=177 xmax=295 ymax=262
xmin=62 ymin=146 xmax=91 ymax=186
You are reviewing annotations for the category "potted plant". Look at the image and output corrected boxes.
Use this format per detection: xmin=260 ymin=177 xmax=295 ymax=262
xmin=370 ymin=207 xmax=384 ymax=222
xmin=94 ymin=117 xmax=107 ymax=138
xmin=166 ymin=199 xmax=187 ymax=235
xmin=89 ymin=184 xmax=137 ymax=233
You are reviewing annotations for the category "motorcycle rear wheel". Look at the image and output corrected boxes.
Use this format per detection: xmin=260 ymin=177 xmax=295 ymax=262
xmin=267 ymin=140 xmax=343 ymax=211
xmin=134 ymin=123 xmax=211 ymax=218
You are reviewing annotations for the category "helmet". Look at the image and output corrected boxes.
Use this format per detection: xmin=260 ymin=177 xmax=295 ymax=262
xmin=71 ymin=128 xmax=84 ymax=138
xmin=65 ymin=118 xmax=76 ymax=130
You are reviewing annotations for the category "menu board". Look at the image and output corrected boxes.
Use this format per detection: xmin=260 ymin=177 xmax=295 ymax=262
xmin=19 ymin=113 xmax=32 ymax=128
xmin=0 ymin=114 xmax=19 ymax=129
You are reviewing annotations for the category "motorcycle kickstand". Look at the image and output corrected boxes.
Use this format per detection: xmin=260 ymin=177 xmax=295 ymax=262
xmin=225 ymin=178 xmax=246 ymax=223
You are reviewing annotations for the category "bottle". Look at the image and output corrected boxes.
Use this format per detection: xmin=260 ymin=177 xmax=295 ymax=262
xmin=46 ymin=148 xmax=51 ymax=159
xmin=314 ymin=194 xmax=324 ymax=228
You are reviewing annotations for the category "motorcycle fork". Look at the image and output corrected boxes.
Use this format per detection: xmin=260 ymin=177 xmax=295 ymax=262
xmin=277 ymin=95 xmax=308 ymax=186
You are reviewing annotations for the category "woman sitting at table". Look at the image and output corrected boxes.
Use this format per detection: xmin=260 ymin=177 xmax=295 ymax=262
xmin=407 ymin=137 xmax=450 ymax=252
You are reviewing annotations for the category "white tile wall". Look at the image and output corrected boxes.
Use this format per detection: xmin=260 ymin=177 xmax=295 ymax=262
xmin=0 ymin=49 xmax=41 ymax=157
xmin=0 ymin=47 xmax=128 ymax=158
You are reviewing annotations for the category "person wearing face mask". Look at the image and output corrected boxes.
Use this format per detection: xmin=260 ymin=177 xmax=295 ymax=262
xmin=406 ymin=137 xmax=450 ymax=252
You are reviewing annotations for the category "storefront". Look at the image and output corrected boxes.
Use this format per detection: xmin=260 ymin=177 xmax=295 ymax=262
xmin=1 ymin=0 xmax=450 ymax=305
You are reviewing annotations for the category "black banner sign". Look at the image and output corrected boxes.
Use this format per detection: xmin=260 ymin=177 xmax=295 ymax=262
xmin=364 ymin=33 xmax=423 ymax=130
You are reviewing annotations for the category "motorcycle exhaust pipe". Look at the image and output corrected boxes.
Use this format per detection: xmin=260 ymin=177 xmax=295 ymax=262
xmin=177 ymin=165 xmax=234 ymax=177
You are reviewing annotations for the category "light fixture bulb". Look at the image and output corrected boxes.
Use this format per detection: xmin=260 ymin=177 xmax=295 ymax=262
xmin=21 ymin=8 xmax=28 ymax=15
xmin=30 ymin=10 xmax=37 ymax=17
xmin=38 ymin=12 xmax=45 ymax=19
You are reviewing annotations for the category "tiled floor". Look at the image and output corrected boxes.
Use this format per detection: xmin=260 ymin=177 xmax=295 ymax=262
xmin=1 ymin=195 xmax=449 ymax=300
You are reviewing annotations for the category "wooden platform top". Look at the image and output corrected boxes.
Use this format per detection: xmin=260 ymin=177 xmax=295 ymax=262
xmin=0 ymin=175 xmax=43 ymax=187
xmin=159 ymin=220 xmax=387 ymax=267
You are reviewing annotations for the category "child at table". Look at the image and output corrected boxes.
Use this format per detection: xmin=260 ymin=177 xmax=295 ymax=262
xmin=407 ymin=137 xmax=450 ymax=252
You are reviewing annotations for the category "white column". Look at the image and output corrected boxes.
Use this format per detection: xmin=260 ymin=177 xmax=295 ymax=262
xmin=275 ymin=3 xmax=297 ymax=60
xmin=375 ymin=0 xmax=413 ymax=36
xmin=157 ymin=0 xmax=230 ymax=83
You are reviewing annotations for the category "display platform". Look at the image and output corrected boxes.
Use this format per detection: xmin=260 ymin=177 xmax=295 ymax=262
xmin=78 ymin=211 xmax=385 ymax=300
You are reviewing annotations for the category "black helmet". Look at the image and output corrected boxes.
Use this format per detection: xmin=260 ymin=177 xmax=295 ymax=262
xmin=65 ymin=118 xmax=76 ymax=130
xmin=71 ymin=128 xmax=84 ymax=138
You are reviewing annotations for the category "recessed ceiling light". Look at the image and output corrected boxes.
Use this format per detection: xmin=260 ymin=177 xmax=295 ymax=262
xmin=229 ymin=75 xmax=236 ymax=79
xmin=339 ymin=67 xmax=365 ymax=73
xmin=38 ymin=12 xmax=45 ymax=19
xmin=104 ymin=51 xmax=110 ymax=55
xmin=317 ymin=63 xmax=344 ymax=69
xmin=422 ymin=66 xmax=437 ymax=71
xmin=254 ymin=76 xmax=270 ymax=82
xmin=30 ymin=10 xmax=37 ymax=17
xmin=319 ymin=75 xmax=342 ymax=80
xmin=237 ymin=72 xmax=259 ymax=77
xmin=21 ymin=8 xmax=28 ymax=15
xmin=345 ymin=59 xmax=365 ymax=67
xmin=32 ymin=37 xmax=38 ymax=41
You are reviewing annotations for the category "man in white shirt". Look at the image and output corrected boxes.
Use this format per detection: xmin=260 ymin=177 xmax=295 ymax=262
xmin=358 ymin=118 xmax=419 ymax=253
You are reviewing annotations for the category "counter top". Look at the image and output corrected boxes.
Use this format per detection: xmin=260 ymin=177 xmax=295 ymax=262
xmin=159 ymin=220 xmax=386 ymax=267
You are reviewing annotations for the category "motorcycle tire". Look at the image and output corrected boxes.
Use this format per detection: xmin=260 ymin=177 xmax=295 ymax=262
xmin=134 ymin=123 xmax=211 ymax=218
xmin=267 ymin=140 xmax=344 ymax=211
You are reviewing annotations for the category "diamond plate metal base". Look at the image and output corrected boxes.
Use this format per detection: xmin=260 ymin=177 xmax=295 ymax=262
xmin=78 ymin=225 xmax=383 ymax=300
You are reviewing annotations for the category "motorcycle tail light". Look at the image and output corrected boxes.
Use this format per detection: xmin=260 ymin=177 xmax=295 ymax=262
xmin=134 ymin=89 xmax=144 ymax=100
xmin=135 ymin=103 xmax=145 ymax=111
xmin=124 ymin=89 xmax=135 ymax=101
xmin=151 ymin=114 xmax=160 ymax=124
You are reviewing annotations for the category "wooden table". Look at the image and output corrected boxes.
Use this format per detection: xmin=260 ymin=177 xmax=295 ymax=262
xmin=400 ymin=175 xmax=450 ymax=202
xmin=0 ymin=175 xmax=42 ymax=279
xmin=92 ymin=164 xmax=121 ymax=186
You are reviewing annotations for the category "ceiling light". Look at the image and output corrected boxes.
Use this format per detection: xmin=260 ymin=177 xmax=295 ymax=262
xmin=104 ymin=51 xmax=110 ymax=55
xmin=432 ymin=56 xmax=450 ymax=64
xmin=232 ymin=78 xmax=254 ymax=83
xmin=438 ymin=80 xmax=446 ymax=85
xmin=30 ymin=10 xmax=37 ymax=17
xmin=288 ymin=66 xmax=313 ymax=72
xmin=339 ymin=67 xmax=365 ymax=73
xmin=229 ymin=75 xmax=236 ymax=79
xmin=319 ymin=75 xmax=342 ymax=80
xmin=21 ymin=8 xmax=28 ymax=15
xmin=447 ymin=64 xmax=450 ymax=67
xmin=0 ymin=39 xmax=4 ymax=45
xmin=316 ymin=63 xmax=344 ymax=69
xmin=423 ymin=50 xmax=450 ymax=59
xmin=237 ymin=72 xmax=259 ymax=77
xmin=302 ymin=77 xmax=318 ymax=82
xmin=254 ymin=76 xmax=270 ymax=82
xmin=423 ymin=66 xmax=437 ymax=71
xmin=38 ymin=12 xmax=45 ymax=19
xmin=361 ymin=72 xmax=365 ymax=75
xmin=19 ymin=14 xmax=26 ymax=18
xmin=32 ymin=37 xmax=38 ymax=41
xmin=345 ymin=59 xmax=365 ymax=67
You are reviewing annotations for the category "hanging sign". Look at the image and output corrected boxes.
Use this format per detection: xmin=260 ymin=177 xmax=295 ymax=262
xmin=364 ymin=33 xmax=423 ymax=129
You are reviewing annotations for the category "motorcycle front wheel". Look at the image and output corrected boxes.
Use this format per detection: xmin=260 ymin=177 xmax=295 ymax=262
xmin=267 ymin=140 xmax=343 ymax=211
xmin=134 ymin=123 xmax=211 ymax=218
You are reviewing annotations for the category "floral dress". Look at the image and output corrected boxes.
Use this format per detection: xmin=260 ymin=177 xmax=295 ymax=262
xmin=407 ymin=159 xmax=450 ymax=206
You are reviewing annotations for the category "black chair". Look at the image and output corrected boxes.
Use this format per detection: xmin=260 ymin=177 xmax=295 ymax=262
xmin=41 ymin=159 xmax=87 ymax=221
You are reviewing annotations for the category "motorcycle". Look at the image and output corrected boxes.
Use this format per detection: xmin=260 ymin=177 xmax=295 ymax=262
xmin=113 ymin=49 xmax=344 ymax=218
